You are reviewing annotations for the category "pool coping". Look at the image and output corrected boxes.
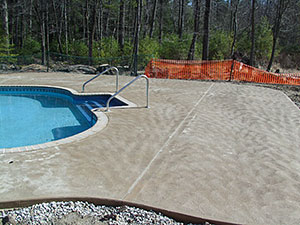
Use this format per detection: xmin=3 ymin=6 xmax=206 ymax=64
xmin=0 ymin=85 xmax=137 ymax=154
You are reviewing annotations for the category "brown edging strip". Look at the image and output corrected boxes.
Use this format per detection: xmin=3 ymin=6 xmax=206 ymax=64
xmin=0 ymin=197 xmax=241 ymax=225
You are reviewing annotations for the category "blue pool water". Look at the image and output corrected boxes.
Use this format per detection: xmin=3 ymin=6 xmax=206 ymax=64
xmin=0 ymin=86 xmax=126 ymax=149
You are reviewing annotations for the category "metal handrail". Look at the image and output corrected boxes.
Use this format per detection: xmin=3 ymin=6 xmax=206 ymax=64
xmin=106 ymin=74 xmax=149 ymax=111
xmin=81 ymin=66 xmax=119 ymax=93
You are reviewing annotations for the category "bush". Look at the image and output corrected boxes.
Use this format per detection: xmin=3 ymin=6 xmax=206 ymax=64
xmin=209 ymin=31 xmax=232 ymax=60
xmin=68 ymin=40 xmax=88 ymax=56
xmin=158 ymin=34 xmax=192 ymax=59
xmin=18 ymin=37 xmax=40 ymax=55
xmin=93 ymin=37 xmax=119 ymax=58
xmin=237 ymin=17 xmax=273 ymax=60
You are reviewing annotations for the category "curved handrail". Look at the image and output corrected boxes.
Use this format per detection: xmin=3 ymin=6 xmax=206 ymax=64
xmin=106 ymin=74 xmax=149 ymax=111
xmin=81 ymin=66 xmax=119 ymax=93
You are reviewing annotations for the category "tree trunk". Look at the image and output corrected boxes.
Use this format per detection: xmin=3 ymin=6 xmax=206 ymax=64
xmin=97 ymin=0 xmax=103 ymax=41
xmin=88 ymin=0 xmax=98 ymax=65
xmin=46 ymin=1 xmax=50 ymax=70
xmin=249 ymin=0 xmax=255 ymax=66
xmin=178 ymin=0 xmax=185 ymax=39
xmin=64 ymin=0 xmax=68 ymax=54
xmin=2 ymin=0 xmax=9 ymax=52
xmin=202 ymin=0 xmax=211 ymax=60
xmin=188 ymin=0 xmax=200 ymax=60
xmin=40 ymin=0 xmax=46 ymax=64
xmin=29 ymin=0 xmax=33 ymax=34
xmin=132 ymin=0 xmax=141 ymax=75
xmin=230 ymin=1 xmax=239 ymax=57
xmin=52 ymin=0 xmax=63 ymax=53
xmin=149 ymin=0 xmax=157 ymax=38
xmin=267 ymin=0 xmax=290 ymax=71
xmin=118 ymin=0 xmax=125 ymax=51
xmin=158 ymin=0 xmax=163 ymax=43
xmin=103 ymin=0 xmax=111 ymax=37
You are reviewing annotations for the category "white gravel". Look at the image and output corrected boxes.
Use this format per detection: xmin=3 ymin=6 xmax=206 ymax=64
xmin=0 ymin=201 xmax=208 ymax=225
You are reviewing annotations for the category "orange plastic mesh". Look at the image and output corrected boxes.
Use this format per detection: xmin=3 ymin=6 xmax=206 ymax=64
xmin=145 ymin=59 xmax=300 ymax=86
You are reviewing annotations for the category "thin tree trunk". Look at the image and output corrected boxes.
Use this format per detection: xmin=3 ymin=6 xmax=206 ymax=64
xmin=178 ymin=0 xmax=185 ymax=39
xmin=46 ymin=1 xmax=50 ymax=70
xmin=29 ymin=0 xmax=33 ymax=34
xmin=2 ymin=0 xmax=9 ymax=53
xmin=64 ymin=0 xmax=68 ymax=54
xmin=202 ymin=0 xmax=211 ymax=60
xmin=103 ymin=0 xmax=111 ymax=36
xmin=132 ymin=0 xmax=141 ymax=75
xmin=118 ymin=0 xmax=125 ymax=51
xmin=52 ymin=0 xmax=63 ymax=53
xmin=97 ymin=0 xmax=103 ymax=41
xmin=41 ymin=0 xmax=46 ymax=64
xmin=85 ymin=0 xmax=89 ymax=44
xmin=158 ymin=0 xmax=163 ymax=43
xmin=149 ymin=0 xmax=157 ymax=38
xmin=230 ymin=2 xmax=239 ymax=57
xmin=19 ymin=2 xmax=24 ymax=48
xmin=88 ymin=0 xmax=98 ymax=65
xmin=188 ymin=0 xmax=200 ymax=60
xmin=249 ymin=0 xmax=255 ymax=66
xmin=14 ymin=0 xmax=19 ymax=47
xmin=267 ymin=0 xmax=290 ymax=71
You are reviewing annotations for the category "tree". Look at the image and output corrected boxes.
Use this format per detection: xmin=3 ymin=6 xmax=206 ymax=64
xmin=178 ymin=0 xmax=185 ymax=39
xmin=149 ymin=0 xmax=157 ymax=38
xmin=88 ymin=0 xmax=99 ymax=65
xmin=132 ymin=0 xmax=142 ymax=75
xmin=249 ymin=0 xmax=255 ymax=66
xmin=187 ymin=0 xmax=200 ymax=60
xmin=2 ymin=0 xmax=9 ymax=54
xmin=267 ymin=0 xmax=291 ymax=71
xmin=202 ymin=0 xmax=211 ymax=60
xmin=158 ymin=0 xmax=163 ymax=43
xmin=230 ymin=0 xmax=239 ymax=58
xmin=118 ymin=0 xmax=125 ymax=51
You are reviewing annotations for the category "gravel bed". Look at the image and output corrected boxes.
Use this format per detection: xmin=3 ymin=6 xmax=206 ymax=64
xmin=0 ymin=201 xmax=212 ymax=225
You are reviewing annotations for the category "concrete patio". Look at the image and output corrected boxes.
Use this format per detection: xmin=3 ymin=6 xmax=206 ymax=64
xmin=0 ymin=72 xmax=300 ymax=225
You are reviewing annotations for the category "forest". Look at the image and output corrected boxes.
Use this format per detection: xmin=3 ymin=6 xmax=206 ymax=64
xmin=1 ymin=0 xmax=300 ymax=72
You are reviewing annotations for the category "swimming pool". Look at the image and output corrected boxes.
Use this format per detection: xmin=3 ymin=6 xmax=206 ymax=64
xmin=0 ymin=86 xmax=129 ymax=151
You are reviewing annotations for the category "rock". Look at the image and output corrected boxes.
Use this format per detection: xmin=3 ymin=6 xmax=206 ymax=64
xmin=0 ymin=64 xmax=9 ymax=70
xmin=1 ymin=215 xmax=17 ymax=225
xmin=20 ymin=64 xmax=50 ymax=72
xmin=66 ymin=65 xmax=97 ymax=74
xmin=96 ymin=64 xmax=111 ymax=74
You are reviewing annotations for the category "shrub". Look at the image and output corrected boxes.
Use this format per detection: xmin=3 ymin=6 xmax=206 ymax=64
xmin=237 ymin=17 xmax=273 ymax=60
xmin=158 ymin=34 xmax=192 ymax=59
xmin=209 ymin=31 xmax=232 ymax=60
xmin=18 ymin=37 xmax=40 ymax=55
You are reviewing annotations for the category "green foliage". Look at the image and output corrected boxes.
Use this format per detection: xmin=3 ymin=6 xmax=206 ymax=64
xmin=158 ymin=34 xmax=192 ymax=59
xmin=0 ymin=27 xmax=18 ymax=63
xmin=254 ymin=18 xmax=273 ymax=59
xmin=139 ymin=37 xmax=159 ymax=60
xmin=68 ymin=40 xmax=88 ymax=56
xmin=209 ymin=31 xmax=232 ymax=60
xmin=237 ymin=17 xmax=273 ymax=60
xmin=18 ymin=37 xmax=40 ymax=55
xmin=93 ymin=37 xmax=119 ymax=58
xmin=122 ymin=40 xmax=133 ymax=56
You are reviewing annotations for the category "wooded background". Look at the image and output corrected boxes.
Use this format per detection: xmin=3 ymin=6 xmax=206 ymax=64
xmin=1 ymin=0 xmax=300 ymax=71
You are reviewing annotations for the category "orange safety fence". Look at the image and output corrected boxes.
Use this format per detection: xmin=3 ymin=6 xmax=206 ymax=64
xmin=145 ymin=59 xmax=300 ymax=86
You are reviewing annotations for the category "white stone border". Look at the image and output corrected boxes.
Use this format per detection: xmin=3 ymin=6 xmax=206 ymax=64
xmin=0 ymin=85 xmax=136 ymax=153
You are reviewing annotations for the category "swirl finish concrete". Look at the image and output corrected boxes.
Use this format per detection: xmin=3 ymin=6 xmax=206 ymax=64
xmin=0 ymin=72 xmax=299 ymax=225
